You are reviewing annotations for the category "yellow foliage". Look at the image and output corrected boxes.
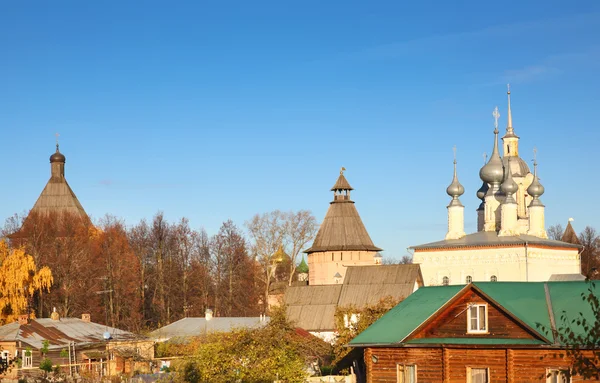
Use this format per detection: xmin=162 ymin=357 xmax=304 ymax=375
xmin=0 ymin=240 xmax=53 ymax=325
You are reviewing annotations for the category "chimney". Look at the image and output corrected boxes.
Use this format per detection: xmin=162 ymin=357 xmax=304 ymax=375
xmin=50 ymin=307 xmax=60 ymax=321
xmin=205 ymin=309 xmax=213 ymax=321
xmin=18 ymin=315 xmax=29 ymax=325
xmin=81 ymin=313 xmax=91 ymax=323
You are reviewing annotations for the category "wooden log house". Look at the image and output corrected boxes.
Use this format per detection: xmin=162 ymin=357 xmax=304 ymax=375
xmin=349 ymin=281 xmax=599 ymax=383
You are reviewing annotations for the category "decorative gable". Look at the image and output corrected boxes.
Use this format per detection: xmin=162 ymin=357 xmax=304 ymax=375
xmin=407 ymin=286 xmax=545 ymax=343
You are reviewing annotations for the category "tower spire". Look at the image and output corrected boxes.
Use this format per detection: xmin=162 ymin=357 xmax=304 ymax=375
xmin=506 ymin=84 xmax=514 ymax=136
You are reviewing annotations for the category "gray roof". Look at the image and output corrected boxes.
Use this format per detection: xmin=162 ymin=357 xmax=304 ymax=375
xmin=548 ymin=273 xmax=586 ymax=281
xmin=284 ymin=285 xmax=343 ymax=332
xmin=338 ymin=264 xmax=423 ymax=307
xmin=149 ymin=317 xmax=269 ymax=342
xmin=411 ymin=231 xmax=582 ymax=251
xmin=284 ymin=264 xmax=422 ymax=332
xmin=0 ymin=318 xmax=139 ymax=350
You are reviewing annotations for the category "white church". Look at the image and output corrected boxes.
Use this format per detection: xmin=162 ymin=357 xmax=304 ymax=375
xmin=411 ymin=87 xmax=582 ymax=286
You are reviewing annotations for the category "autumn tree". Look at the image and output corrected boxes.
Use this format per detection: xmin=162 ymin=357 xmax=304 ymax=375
xmin=547 ymin=224 xmax=565 ymax=241
xmin=0 ymin=240 xmax=53 ymax=324
xmin=246 ymin=211 xmax=286 ymax=313
xmin=171 ymin=306 xmax=328 ymax=383
xmin=284 ymin=210 xmax=318 ymax=286
xmin=211 ymin=220 xmax=260 ymax=317
xmin=579 ymin=226 xmax=600 ymax=279
xmin=94 ymin=215 xmax=142 ymax=330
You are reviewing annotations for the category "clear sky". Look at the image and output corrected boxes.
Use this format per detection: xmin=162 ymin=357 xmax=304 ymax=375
xmin=1 ymin=1 xmax=599 ymax=259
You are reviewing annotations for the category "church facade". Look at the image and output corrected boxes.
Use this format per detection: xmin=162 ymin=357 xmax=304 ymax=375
xmin=412 ymin=88 xmax=581 ymax=286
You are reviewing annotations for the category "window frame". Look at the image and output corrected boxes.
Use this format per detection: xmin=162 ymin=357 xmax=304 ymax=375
xmin=546 ymin=368 xmax=570 ymax=383
xmin=396 ymin=363 xmax=417 ymax=383
xmin=466 ymin=303 xmax=488 ymax=334
xmin=490 ymin=275 xmax=498 ymax=282
xmin=442 ymin=276 xmax=449 ymax=286
xmin=466 ymin=367 xmax=489 ymax=383
xmin=466 ymin=275 xmax=473 ymax=283
xmin=22 ymin=350 xmax=33 ymax=368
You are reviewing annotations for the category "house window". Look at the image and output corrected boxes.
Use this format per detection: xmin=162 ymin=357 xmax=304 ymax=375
xmin=442 ymin=276 xmax=449 ymax=286
xmin=546 ymin=369 xmax=570 ymax=383
xmin=466 ymin=275 xmax=473 ymax=283
xmin=467 ymin=367 xmax=489 ymax=383
xmin=22 ymin=350 xmax=33 ymax=368
xmin=397 ymin=364 xmax=416 ymax=383
xmin=467 ymin=304 xmax=488 ymax=333
xmin=490 ymin=275 xmax=497 ymax=282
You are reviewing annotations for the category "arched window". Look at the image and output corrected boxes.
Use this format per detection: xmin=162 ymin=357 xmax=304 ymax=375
xmin=490 ymin=275 xmax=497 ymax=282
xmin=442 ymin=276 xmax=449 ymax=286
xmin=466 ymin=275 xmax=473 ymax=283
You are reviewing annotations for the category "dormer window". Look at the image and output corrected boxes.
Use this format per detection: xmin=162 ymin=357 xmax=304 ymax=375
xmin=466 ymin=275 xmax=473 ymax=283
xmin=467 ymin=304 xmax=488 ymax=333
xmin=442 ymin=276 xmax=449 ymax=286
xmin=490 ymin=275 xmax=497 ymax=282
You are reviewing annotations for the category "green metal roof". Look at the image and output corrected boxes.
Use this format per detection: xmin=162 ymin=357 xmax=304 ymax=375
xmin=474 ymin=282 xmax=551 ymax=341
xmin=349 ymin=281 xmax=598 ymax=347
xmin=406 ymin=338 xmax=545 ymax=345
xmin=349 ymin=285 xmax=463 ymax=345
xmin=547 ymin=281 xmax=599 ymax=341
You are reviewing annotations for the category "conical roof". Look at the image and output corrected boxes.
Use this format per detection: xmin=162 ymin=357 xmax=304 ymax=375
xmin=331 ymin=173 xmax=353 ymax=191
xmin=561 ymin=221 xmax=580 ymax=245
xmin=29 ymin=145 xmax=88 ymax=220
xmin=29 ymin=178 xmax=87 ymax=218
xmin=305 ymin=172 xmax=381 ymax=254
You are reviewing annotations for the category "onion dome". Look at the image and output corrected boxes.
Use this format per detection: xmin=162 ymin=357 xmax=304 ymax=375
xmin=527 ymin=156 xmax=545 ymax=206
xmin=50 ymin=143 xmax=66 ymax=163
xmin=446 ymin=155 xmax=464 ymax=207
xmin=476 ymin=181 xmax=489 ymax=201
xmin=479 ymin=107 xmax=504 ymax=186
xmin=296 ymin=257 xmax=309 ymax=274
xmin=501 ymin=157 xmax=518 ymax=203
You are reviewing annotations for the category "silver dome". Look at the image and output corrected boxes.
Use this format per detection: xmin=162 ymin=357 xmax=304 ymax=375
xmin=502 ymin=156 xmax=530 ymax=177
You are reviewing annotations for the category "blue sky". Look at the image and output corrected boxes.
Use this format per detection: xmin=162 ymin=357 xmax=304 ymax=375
xmin=1 ymin=1 xmax=599 ymax=259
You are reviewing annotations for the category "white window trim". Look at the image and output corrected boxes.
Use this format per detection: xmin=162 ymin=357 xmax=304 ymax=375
xmin=466 ymin=303 xmax=488 ymax=334
xmin=546 ymin=368 xmax=571 ymax=383
xmin=21 ymin=350 xmax=33 ymax=368
xmin=396 ymin=363 xmax=417 ymax=383
xmin=466 ymin=367 xmax=489 ymax=383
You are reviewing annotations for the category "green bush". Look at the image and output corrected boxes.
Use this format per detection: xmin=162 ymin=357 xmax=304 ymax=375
xmin=39 ymin=357 xmax=53 ymax=373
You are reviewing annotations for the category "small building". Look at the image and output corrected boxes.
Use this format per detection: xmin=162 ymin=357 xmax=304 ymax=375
xmin=285 ymin=264 xmax=423 ymax=342
xmin=0 ymin=313 xmax=154 ymax=380
xmin=149 ymin=310 xmax=269 ymax=343
xmin=349 ymin=281 xmax=599 ymax=383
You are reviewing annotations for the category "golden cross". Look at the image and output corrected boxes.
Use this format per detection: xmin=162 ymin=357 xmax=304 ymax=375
xmin=55 ymin=133 xmax=60 ymax=149
xmin=507 ymin=83 xmax=511 ymax=94
xmin=452 ymin=145 xmax=457 ymax=164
